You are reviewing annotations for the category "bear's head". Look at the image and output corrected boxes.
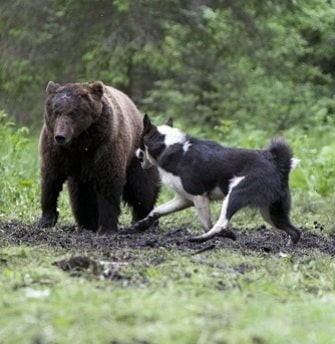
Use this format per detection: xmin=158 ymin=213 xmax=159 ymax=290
xmin=44 ymin=81 xmax=104 ymax=146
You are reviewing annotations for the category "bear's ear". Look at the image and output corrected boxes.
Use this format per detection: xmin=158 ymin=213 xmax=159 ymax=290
xmin=91 ymin=81 xmax=104 ymax=99
xmin=143 ymin=114 xmax=153 ymax=134
xmin=166 ymin=117 xmax=173 ymax=127
xmin=46 ymin=81 xmax=60 ymax=95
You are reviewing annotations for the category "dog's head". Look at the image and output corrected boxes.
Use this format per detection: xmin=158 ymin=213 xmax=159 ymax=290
xmin=136 ymin=114 xmax=185 ymax=169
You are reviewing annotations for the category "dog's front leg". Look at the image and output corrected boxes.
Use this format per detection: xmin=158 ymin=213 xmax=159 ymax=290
xmin=131 ymin=194 xmax=192 ymax=232
xmin=193 ymin=196 xmax=212 ymax=231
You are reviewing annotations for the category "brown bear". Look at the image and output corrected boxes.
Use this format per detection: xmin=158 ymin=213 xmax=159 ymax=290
xmin=38 ymin=80 xmax=160 ymax=233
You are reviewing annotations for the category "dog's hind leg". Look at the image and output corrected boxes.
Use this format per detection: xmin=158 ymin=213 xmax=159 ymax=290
xmin=130 ymin=194 xmax=192 ymax=231
xmin=189 ymin=176 xmax=245 ymax=242
xmin=266 ymin=201 xmax=301 ymax=246
xmin=260 ymin=207 xmax=273 ymax=226
xmin=193 ymin=196 xmax=212 ymax=231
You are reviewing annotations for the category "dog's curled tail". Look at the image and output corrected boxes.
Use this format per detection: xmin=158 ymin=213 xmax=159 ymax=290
xmin=267 ymin=137 xmax=299 ymax=174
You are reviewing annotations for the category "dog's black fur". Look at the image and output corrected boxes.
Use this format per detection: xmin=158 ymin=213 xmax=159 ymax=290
xmin=133 ymin=115 xmax=301 ymax=245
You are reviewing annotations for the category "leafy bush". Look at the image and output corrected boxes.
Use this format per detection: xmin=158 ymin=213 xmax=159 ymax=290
xmin=0 ymin=111 xmax=40 ymax=222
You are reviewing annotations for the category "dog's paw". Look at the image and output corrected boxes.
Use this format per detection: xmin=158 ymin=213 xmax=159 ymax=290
xmin=219 ymin=229 xmax=237 ymax=241
xmin=188 ymin=235 xmax=209 ymax=243
xmin=188 ymin=229 xmax=236 ymax=243
xmin=130 ymin=216 xmax=158 ymax=232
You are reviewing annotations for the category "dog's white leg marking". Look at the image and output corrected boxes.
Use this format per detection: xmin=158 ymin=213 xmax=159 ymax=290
xmin=208 ymin=176 xmax=245 ymax=233
xmin=193 ymin=196 xmax=212 ymax=231
xmin=190 ymin=176 xmax=245 ymax=241
xmin=131 ymin=193 xmax=192 ymax=232
xmin=150 ymin=194 xmax=192 ymax=217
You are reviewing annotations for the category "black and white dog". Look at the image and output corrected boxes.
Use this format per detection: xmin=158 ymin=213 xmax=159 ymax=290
xmin=133 ymin=115 xmax=301 ymax=245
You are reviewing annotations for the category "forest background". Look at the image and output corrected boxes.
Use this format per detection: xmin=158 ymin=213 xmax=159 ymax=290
xmin=2 ymin=0 xmax=335 ymax=132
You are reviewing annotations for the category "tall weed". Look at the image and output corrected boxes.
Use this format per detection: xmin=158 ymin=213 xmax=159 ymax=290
xmin=0 ymin=111 xmax=40 ymax=222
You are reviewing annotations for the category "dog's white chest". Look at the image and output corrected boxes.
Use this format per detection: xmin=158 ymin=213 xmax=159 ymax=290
xmin=159 ymin=168 xmax=192 ymax=199
xmin=159 ymin=168 xmax=183 ymax=192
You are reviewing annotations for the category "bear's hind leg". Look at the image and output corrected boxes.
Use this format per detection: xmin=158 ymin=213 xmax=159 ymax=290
xmin=67 ymin=178 xmax=99 ymax=231
xmin=123 ymin=158 xmax=160 ymax=222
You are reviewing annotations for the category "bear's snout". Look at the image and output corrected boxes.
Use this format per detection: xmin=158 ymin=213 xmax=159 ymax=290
xmin=54 ymin=117 xmax=74 ymax=146
xmin=54 ymin=134 xmax=67 ymax=145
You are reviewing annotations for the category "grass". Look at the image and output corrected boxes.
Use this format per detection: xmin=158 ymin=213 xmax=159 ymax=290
xmin=1 ymin=112 xmax=335 ymax=343
xmin=1 ymin=245 xmax=335 ymax=344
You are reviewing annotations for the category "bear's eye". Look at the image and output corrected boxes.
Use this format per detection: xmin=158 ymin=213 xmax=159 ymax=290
xmin=79 ymin=93 xmax=90 ymax=101
xmin=47 ymin=110 xmax=57 ymax=117
xmin=68 ymin=111 xmax=79 ymax=117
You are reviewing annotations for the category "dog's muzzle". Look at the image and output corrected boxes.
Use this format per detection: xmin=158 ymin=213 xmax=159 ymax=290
xmin=135 ymin=148 xmax=145 ymax=162
xmin=135 ymin=148 xmax=153 ymax=169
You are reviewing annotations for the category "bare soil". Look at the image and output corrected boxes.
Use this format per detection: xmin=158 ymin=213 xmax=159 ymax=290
xmin=1 ymin=220 xmax=333 ymax=281
xmin=0 ymin=221 xmax=333 ymax=256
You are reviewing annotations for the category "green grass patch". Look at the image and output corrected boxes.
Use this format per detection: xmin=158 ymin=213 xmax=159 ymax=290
xmin=1 ymin=245 xmax=335 ymax=344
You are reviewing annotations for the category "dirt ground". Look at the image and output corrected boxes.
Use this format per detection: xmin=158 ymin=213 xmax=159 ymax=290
xmin=1 ymin=220 xmax=334 ymax=257
xmin=1 ymin=220 xmax=334 ymax=281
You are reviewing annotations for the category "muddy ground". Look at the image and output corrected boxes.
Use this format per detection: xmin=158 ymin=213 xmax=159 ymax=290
xmin=1 ymin=220 xmax=334 ymax=256
xmin=1 ymin=220 xmax=334 ymax=281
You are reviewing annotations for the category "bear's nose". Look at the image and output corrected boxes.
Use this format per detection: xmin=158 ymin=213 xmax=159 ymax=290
xmin=54 ymin=135 xmax=67 ymax=145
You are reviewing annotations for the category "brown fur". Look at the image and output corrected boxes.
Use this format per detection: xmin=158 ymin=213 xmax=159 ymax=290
xmin=38 ymin=81 xmax=159 ymax=233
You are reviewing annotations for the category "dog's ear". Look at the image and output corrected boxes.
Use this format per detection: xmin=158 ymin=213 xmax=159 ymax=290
xmin=143 ymin=114 xmax=153 ymax=134
xmin=166 ymin=117 xmax=173 ymax=127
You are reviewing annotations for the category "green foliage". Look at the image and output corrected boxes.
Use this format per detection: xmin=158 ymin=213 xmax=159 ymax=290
xmin=2 ymin=0 xmax=335 ymax=133
xmin=140 ymin=1 xmax=335 ymax=132
xmin=0 ymin=111 xmax=40 ymax=222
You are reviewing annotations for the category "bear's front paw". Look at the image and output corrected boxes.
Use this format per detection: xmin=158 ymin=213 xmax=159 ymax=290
xmin=38 ymin=211 xmax=59 ymax=228
xmin=97 ymin=225 xmax=119 ymax=235
xmin=131 ymin=215 xmax=158 ymax=232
